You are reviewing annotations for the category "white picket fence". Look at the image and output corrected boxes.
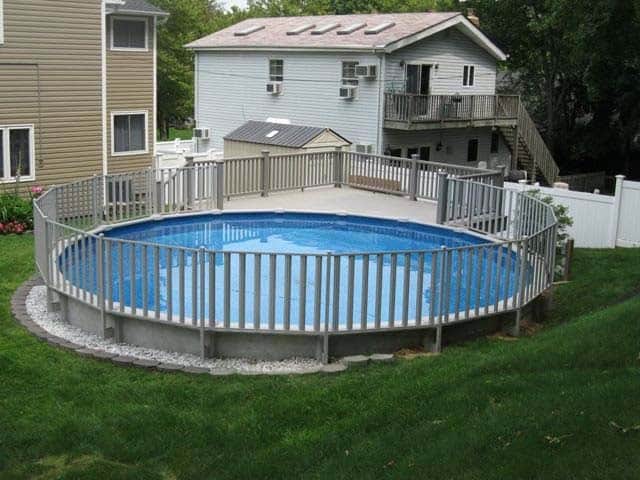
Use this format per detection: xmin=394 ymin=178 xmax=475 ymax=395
xmin=505 ymin=175 xmax=640 ymax=248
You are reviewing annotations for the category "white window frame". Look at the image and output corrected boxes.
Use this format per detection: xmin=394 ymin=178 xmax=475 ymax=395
xmin=463 ymin=65 xmax=475 ymax=87
xmin=110 ymin=16 xmax=148 ymax=52
xmin=0 ymin=0 xmax=5 ymax=45
xmin=111 ymin=111 xmax=149 ymax=157
xmin=341 ymin=60 xmax=360 ymax=86
xmin=269 ymin=58 xmax=284 ymax=83
xmin=0 ymin=125 xmax=36 ymax=183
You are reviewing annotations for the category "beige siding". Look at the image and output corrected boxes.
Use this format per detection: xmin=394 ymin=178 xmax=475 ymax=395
xmin=224 ymin=140 xmax=300 ymax=158
xmin=106 ymin=16 xmax=155 ymax=174
xmin=0 ymin=0 xmax=102 ymax=189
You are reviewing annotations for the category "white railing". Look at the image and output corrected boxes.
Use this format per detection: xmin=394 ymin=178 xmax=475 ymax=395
xmin=33 ymin=151 xmax=556 ymax=359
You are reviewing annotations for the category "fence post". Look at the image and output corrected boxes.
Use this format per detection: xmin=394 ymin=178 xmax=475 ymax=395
xmin=96 ymin=233 xmax=107 ymax=336
xmin=409 ymin=153 xmax=419 ymax=201
xmin=261 ymin=150 xmax=270 ymax=197
xmin=215 ymin=159 xmax=225 ymax=210
xmin=609 ymin=174 xmax=625 ymax=247
xmin=43 ymin=216 xmax=55 ymax=311
xmin=333 ymin=148 xmax=343 ymax=188
xmin=436 ymin=171 xmax=449 ymax=224
xmin=185 ymin=155 xmax=195 ymax=208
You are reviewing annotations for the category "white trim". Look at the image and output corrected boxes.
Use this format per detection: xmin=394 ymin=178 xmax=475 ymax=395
xmin=101 ymin=0 xmax=108 ymax=176
xmin=0 ymin=0 xmax=4 ymax=45
xmin=110 ymin=110 xmax=149 ymax=156
xmin=462 ymin=65 xmax=475 ymax=88
xmin=110 ymin=16 xmax=148 ymax=52
xmin=0 ymin=125 xmax=36 ymax=183
xmin=152 ymin=16 xmax=157 ymax=155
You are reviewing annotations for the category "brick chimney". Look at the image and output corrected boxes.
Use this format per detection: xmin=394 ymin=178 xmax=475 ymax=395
xmin=467 ymin=8 xmax=480 ymax=27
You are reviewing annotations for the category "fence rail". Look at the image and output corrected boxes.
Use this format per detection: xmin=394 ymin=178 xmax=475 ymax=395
xmin=33 ymin=150 xmax=556 ymax=357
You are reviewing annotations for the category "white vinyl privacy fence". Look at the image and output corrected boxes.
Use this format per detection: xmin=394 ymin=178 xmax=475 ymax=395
xmin=505 ymin=175 xmax=640 ymax=248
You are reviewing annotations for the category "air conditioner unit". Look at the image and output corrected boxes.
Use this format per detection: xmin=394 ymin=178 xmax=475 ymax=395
xmin=355 ymin=65 xmax=377 ymax=79
xmin=193 ymin=127 xmax=210 ymax=139
xmin=354 ymin=143 xmax=373 ymax=154
xmin=339 ymin=86 xmax=357 ymax=99
xmin=266 ymin=82 xmax=283 ymax=95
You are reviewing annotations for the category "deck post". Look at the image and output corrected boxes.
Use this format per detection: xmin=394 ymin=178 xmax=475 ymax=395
xmin=513 ymin=97 xmax=521 ymax=172
xmin=333 ymin=148 xmax=343 ymax=188
xmin=215 ymin=159 xmax=224 ymax=210
xmin=409 ymin=154 xmax=419 ymax=201
xmin=261 ymin=150 xmax=270 ymax=197
xmin=436 ymin=171 xmax=449 ymax=224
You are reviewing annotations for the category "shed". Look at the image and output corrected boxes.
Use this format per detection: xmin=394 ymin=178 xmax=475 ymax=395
xmin=223 ymin=121 xmax=351 ymax=158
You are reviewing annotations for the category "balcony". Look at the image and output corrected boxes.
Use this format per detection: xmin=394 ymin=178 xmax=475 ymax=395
xmin=384 ymin=93 xmax=520 ymax=130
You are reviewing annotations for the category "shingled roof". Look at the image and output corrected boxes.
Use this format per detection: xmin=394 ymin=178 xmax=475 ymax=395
xmin=186 ymin=12 xmax=506 ymax=60
xmin=224 ymin=121 xmax=350 ymax=148
xmin=107 ymin=0 xmax=168 ymax=17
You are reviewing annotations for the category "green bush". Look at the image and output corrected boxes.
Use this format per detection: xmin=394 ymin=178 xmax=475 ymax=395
xmin=0 ymin=194 xmax=33 ymax=234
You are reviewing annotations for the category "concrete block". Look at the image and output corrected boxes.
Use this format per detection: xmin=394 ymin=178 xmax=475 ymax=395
xmin=132 ymin=358 xmax=160 ymax=369
xmin=321 ymin=363 xmax=348 ymax=373
xmin=111 ymin=355 xmax=137 ymax=366
xmin=369 ymin=353 xmax=395 ymax=363
xmin=342 ymin=355 xmax=370 ymax=368
xmin=157 ymin=363 xmax=184 ymax=372
xmin=182 ymin=366 xmax=210 ymax=375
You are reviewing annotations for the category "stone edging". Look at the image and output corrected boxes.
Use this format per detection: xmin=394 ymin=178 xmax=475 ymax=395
xmin=11 ymin=276 xmax=395 ymax=376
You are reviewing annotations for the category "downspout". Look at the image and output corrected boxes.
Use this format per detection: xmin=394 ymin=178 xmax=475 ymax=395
xmin=194 ymin=53 xmax=199 ymax=154
xmin=153 ymin=16 xmax=157 ymax=160
xmin=375 ymin=52 xmax=386 ymax=155
xmin=101 ymin=0 xmax=108 ymax=177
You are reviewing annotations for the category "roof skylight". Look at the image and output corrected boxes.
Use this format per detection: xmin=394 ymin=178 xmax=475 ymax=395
xmin=234 ymin=25 xmax=265 ymax=37
xmin=337 ymin=22 xmax=367 ymax=35
xmin=364 ymin=22 xmax=396 ymax=35
xmin=266 ymin=130 xmax=280 ymax=138
xmin=286 ymin=24 xmax=316 ymax=35
xmin=311 ymin=23 xmax=341 ymax=35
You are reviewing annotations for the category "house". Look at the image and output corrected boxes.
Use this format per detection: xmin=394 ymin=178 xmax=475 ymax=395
xmin=223 ymin=120 xmax=351 ymax=158
xmin=187 ymin=12 xmax=560 ymax=184
xmin=0 ymin=0 xmax=166 ymax=190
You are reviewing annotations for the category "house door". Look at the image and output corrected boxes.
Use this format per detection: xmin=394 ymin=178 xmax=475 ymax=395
xmin=406 ymin=64 xmax=431 ymax=95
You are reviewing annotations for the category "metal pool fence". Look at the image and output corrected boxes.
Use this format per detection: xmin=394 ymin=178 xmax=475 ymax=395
xmin=33 ymin=150 xmax=556 ymax=360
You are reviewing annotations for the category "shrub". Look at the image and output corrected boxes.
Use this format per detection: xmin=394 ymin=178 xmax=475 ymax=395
xmin=0 ymin=194 xmax=33 ymax=234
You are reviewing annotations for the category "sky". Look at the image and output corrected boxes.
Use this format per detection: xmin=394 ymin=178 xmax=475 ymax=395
xmin=221 ymin=0 xmax=248 ymax=10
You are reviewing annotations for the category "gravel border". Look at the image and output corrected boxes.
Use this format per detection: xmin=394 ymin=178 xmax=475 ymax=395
xmin=11 ymin=277 xmax=347 ymax=376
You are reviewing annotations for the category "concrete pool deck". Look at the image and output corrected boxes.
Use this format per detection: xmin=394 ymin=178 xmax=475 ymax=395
xmin=221 ymin=186 xmax=438 ymax=224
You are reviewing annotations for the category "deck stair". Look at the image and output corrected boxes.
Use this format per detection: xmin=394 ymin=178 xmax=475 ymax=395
xmin=499 ymin=100 xmax=560 ymax=185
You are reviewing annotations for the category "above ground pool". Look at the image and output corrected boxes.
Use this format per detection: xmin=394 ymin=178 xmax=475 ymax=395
xmin=60 ymin=212 xmax=522 ymax=330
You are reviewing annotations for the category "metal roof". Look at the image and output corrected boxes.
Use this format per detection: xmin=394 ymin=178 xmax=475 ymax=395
xmin=107 ymin=0 xmax=168 ymax=17
xmin=224 ymin=121 xmax=350 ymax=148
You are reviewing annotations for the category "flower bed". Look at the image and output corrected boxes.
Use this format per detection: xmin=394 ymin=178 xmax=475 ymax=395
xmin=0 ymin=186 xmax=43 ymax=235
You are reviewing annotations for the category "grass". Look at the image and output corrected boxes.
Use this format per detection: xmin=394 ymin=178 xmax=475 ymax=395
xmin=0 ymin=235 xmax=639 ymax=479
xmin=157 ymin=128 xmax=193 ymax=142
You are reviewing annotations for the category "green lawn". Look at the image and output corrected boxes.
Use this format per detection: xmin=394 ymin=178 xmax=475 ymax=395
xmin=0 ymin=235 xmax=639 ymax=479
xmin=158 ymin=127 xmax=193 ymax=142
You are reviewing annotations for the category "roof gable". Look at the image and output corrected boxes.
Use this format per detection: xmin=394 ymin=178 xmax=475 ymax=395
xmin=186 ymin=12 xmax=506 ymax=60
xmin=106 ymin=0 xmax=168 ymax=17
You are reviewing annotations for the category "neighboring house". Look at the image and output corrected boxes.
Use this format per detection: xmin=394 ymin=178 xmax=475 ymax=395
xmin=223 ymin=120 xmax=351 ymax=158
xmin=0 ymin=0 xmax=166 ymax=190
xmin=187 ymin=12 xmax=560 ymax=184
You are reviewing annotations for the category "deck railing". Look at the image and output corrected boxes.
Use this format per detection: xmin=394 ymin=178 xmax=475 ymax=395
xmin=384 ymin=93 xmax=520 ymax=124
xmin=32 ymin=150 xmax=556 ymax=360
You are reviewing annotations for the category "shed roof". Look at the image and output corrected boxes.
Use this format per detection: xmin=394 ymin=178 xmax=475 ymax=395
xmin=224 ymin=121 xmax=351 ymax=148
xmin=107 ymin=0 xmax=168 ymax=17
xmin=186 ymin=12 xmax=506 ymax=60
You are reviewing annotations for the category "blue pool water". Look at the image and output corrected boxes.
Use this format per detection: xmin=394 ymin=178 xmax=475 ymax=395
xmin=60 ymin=212 xmax=523 ymax=329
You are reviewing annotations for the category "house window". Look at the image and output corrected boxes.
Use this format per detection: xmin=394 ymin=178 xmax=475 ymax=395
xmin=463 ymin=65 xmax=475 ymax=87
xmin=467 ymin=139 xmax=479 ymax=162
xmin=490 ymin=132 xmax=500 ymax=153
xmin=0 ymin=126 xmax=35 ymax=182
xmin=111 ymin=18 xmax=147 ymax=50
xmin=269 ymin=59 xmax=283 ymax=82
xmin=342 ymin=61 xmax=359 ymax=86
xmin=112 ymin=112 xmax=147 ymax=155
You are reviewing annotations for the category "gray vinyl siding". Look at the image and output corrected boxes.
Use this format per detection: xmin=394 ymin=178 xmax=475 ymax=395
xmin=385 ymin=29 xmax=497 ymax=95
xmin=106 ymin=16 xmax=155 ymax=173
xmin=196 ymin=51 xmax=383 ymax=153
xmin=0 ymin=0 xmax=103 ymax=188
xmin=383 ymin=127 xmax=510 ymax=168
